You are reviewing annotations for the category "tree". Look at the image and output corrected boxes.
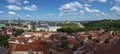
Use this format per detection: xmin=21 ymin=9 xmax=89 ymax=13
xmin=92 ymin=39 xmax=100 ymax=43
xmin=61 ymin=41 xmax=68 ymax=48
xmin=85 ymin=20 xmax=120 ymax=31
xmin=57 ymin=23 xmax=83 ymax=34
xmin=60 ymin=36 xmax=68 ymax=48
xmin=104 ymin=38 xmax=109 ymax=43
xmin=61 ymin=36 xmax=67 ymax=41
xmin=32 ymin=25 xmax=35 ymax=31
xmin=39 ymin=41 xmax=47 ymax=45
xmin=0 ymin=35 xmax=9 ymax=48
xmin=1 ymin=27 xmax=5 ymax=29
xmin=88 ymin=35 xmax=92 ymax=40
xmin=13 ymin=29 xmax=24 ymax=36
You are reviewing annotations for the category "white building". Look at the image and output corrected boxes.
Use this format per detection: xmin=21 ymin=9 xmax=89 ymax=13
xmin=27 ymin=24 xmax=32 ymax=30
xmin=48 ymin=26 xmax=61 ymax=32
xmin=36 ymin=27 xmax=48 ymax=31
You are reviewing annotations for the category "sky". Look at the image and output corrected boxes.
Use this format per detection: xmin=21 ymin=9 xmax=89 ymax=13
xmin=0 ymin=0 xmax=120 ymax=21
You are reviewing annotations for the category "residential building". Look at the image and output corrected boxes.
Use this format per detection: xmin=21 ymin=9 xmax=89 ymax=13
xmin=48 ymin=26 xmax=61 ymax=32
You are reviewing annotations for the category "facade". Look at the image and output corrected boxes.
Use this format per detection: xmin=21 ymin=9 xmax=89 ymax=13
xmin=36 ymin=27 xmax=48 ymax=32
xmin=48 ymin=26 xmax=61 ymax=32
xmin=36 ymin=26 xmax=61 ymax=32
xmin=27 ymin=24 xmax=32 ymax=30
xmin=11 ymin=51 xmax=43 ymax=54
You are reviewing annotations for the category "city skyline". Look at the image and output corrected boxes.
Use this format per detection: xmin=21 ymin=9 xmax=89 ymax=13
xmin=0 ymin=0 xmax=120 ymax=21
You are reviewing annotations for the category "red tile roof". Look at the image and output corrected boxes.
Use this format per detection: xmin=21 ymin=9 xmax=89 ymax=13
xmin=94 ymin=45 xmax=120 ymax=54
xmin=9 ymin=40 xmax=54 ymax=51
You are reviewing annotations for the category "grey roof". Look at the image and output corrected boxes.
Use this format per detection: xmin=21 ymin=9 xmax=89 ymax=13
xmin=0 ymin=47 xmax=8 ymax=54
xmin=28 ymin=48 xmax=34 ymax=54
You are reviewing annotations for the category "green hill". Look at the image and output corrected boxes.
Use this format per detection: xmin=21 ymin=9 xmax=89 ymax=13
xmin=57 ymin=20 xmax=120 ymax=33
xmin=62 ymin=23 xmax=80 ymax=29
xmin=86 ymin=20 xmax=120 ymax=31
xmin=57 ymin=23 xmax=84 ymax=33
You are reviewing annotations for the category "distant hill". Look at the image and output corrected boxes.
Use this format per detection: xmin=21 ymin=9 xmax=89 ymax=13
xmin=57 ymin=19 xmax=120 ymax=33
xmin=86 ymin=20 xmax=120 ymax=31
xmin=57 ymin=23 xmax=84 ymax=33
xmin=62 ymin=23 xmax=81 ymax=29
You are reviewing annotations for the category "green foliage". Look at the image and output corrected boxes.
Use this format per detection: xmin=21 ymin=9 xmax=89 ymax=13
xmin=104 ymin=38 xmax=110 ymax=43
xmin=111 ymin=31 xmax=117 ymax=35
xmin=57 ymin=23 xmax=84 ymax=34
xmin=60 ymin=36 xmax=68 ymax=48
xmin=32 ymin=25 xmax=35 ymax=31
xmin=61 ymin=36 xmax=67 ymax=41
xmin=0 ymin=35 xmax=9 ymax=41
xmin=58 ymin=20 xmax=120 ymax=33
xmin=88 ymin=35 xmax=92 ymax=40
xmin=0 ymin=35 xmax=9 ymax=48
xmin=39 ymin=41 xmax=47 ymax=45
xmin=61 ymin=41 xmax=68 ymax=48
xmin=99 ymin=32 xmax=105 ymax=36
xmin=92 ymin=39 xmax=100 ymax=43
xmin=62 ymin=23 xmax=80 ymax=29
xmin=0 ymin=40 xmax=9 ymax=47
xmin=1 ymin=27 xmax=5 ymax=29
xmin=39 ymin=30 xmax=45 ymax=32
xmin=18 ymin=23 xmax=22 ymax=27
xmin=86 ymin=20 xmax=120 ymax=31
xmin=13 ymin=29 xmax=24 ymax=36
xmin=88 ymin=35 xmax=100 ymax=43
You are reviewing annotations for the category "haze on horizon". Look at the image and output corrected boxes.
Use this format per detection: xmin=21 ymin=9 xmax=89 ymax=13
xmin=0 ymin=0 xmax=120 ymax=21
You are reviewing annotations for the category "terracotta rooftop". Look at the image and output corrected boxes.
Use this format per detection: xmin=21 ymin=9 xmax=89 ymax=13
xmin=94 ymin=45 xmax=120 ymax=54
xmin=9 ymin=40 xmax=54 ymax=51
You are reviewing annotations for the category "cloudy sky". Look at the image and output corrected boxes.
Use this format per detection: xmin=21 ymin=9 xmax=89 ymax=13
xmin=0 ymin=0 xmax=120 ymax=21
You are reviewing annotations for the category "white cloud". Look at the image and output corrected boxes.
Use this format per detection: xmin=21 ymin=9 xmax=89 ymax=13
xmin=84 ymin=7 xmax=107 ymax=16
xmin=82 ymin=0 xmax=94 ymax=3
xmin=59 ymin=1 xmax=83 ymax=13
xmin=23 ymin=0 xmax=29 ymax=4
xmin=98 ymin=0 xmax=107 ymax=3
xmin=23 ymin=5 xmax=38 ymax=11
xmin=25 ymin=14 xmax=30 ymax=18
xmin=115 ymin=0 xmax=120 ymax=2
xmin=59 ymin=12 xmax=79 ymax=16
xmin=80 ymin=10 xmax=85 ymax=15
xmin=110 ymin=6 xmax=120 ymax=15
xmin=7 ymin=0 xmax=22 ymax=5
xmin=101 ymin=12 xmax=107 ymax=16
xmin=84 ymin=4 xmax=91 ymax=7
xmin=8 ymin=11 xmax=17 ymax=15
xmin=7 ymin=0 xmax=17 ymax=3
xmin=45 ymin=14 xmax=55 ymax=18
xmin=26 ymin=14 xmax=30 ymax=17
xmin=6 ymin=5 xmax=21 ymax=10
xmin=80 ymin=10 xmax=85 ymax=14
xmin=0 ymin=11 xmax=4 ymax=14
xmin=82 ymin=0 xmax=107 ymax=3
xmin=58 ymin=1 xmax=107 ymax=17
xmin=47 ymin=14 xmax=54 ymax=16
xmin=111 ymin=6 xmax=119 ymax=11
xmin=59 ymin=12 xmax=64 ymax=16
xmin=110 ymin=0 xmax=120 ymax=16
xmin=85 ymin=7 xmax=100 ymax=13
